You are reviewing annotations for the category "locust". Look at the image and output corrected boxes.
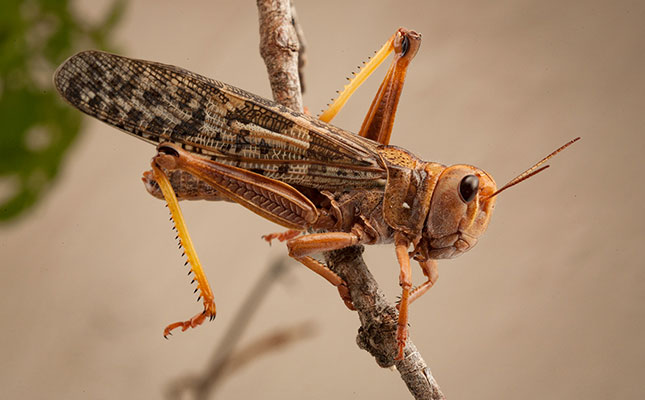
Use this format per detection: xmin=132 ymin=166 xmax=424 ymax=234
xmin=53 ymin=28 xmax=578 ymax=360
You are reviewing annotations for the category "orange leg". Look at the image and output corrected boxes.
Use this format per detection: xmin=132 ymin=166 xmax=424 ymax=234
xmin=163 ymin=310 xmax=214 ymax=338
xmin=262 ymin=229 xmax=302 ymax=245
xmin=358 ymin=28 xmax=421 ymax=145
xmin=287 ymin=231 xmax=364 ymax=310
xmin=318 ymin=32 xmax=395 ymax=123
xmin=295 ymin=256 xmax=355 ymax=311
xmin=394 ymin=234 xmax=413 ymax=360
xmin=392 ymin=259 xmax=439 ymax=357
xmin=408 ymin=259 xmax=439 ymax=306
xmin=319 ymin=28 xmax=421 ymax=146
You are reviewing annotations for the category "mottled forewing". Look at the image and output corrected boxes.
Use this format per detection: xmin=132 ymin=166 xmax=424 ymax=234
xmin=54 ymin=50 xmax=386 ymax=190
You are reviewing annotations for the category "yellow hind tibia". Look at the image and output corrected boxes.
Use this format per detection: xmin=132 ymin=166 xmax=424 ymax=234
xmin=318 ymin=32 xmax=395 ymax=123
xmin=151 ymin=162 xmax=216 ymax=338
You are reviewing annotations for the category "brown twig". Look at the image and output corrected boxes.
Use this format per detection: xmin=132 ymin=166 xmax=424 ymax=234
xmin=256 ymin=0 xmax=302 ymax=111
xmin=289 ymin=2 xmax=307 ymax=94
xmin=326 ymin=247 xmax=445 ymax=399
xmin=257 ymin=1 xmax=445 ymax=399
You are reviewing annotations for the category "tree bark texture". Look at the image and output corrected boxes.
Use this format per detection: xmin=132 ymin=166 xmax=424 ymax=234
xmin=256 ymin=1 xmax=445 ymax=398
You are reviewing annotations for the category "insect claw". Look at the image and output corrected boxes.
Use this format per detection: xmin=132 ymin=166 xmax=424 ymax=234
xmin=194 ymin=288 xmax=198 ymax=294
xmin=191 ymin=279 xmax=195 ymax=284
xmin=197 ymin=296 xmax=201 ymax=302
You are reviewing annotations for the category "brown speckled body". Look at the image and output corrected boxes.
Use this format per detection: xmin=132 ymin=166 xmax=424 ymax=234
xmin=55 ymin=50 xmax=498 ymax=260
xmin=54 ymin=48 xmax=503 ymax=360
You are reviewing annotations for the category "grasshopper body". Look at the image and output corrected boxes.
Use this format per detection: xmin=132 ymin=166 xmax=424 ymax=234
xmin=55 ymin=51 xmax=496 ymax=257
xmin=54 ymin=46 xmax=576 ymax=359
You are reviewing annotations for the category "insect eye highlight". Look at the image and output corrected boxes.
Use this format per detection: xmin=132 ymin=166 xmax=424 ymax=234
xmin=458 ymin=175 xmax=479 ymax=203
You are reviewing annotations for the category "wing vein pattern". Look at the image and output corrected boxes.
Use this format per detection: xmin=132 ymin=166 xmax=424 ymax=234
xmin=54 ymin=50 xmax=387 ymax=190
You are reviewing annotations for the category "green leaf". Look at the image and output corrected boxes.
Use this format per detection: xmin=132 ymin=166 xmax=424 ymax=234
xmin=0 ymin=0 xmax=125 ymax=222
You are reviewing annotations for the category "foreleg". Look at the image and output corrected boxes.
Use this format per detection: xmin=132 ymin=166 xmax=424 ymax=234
xmin=408 ymin=259 xmax=439 ymax=306
xmin=394 ymin=233 xmax=413 ymax=360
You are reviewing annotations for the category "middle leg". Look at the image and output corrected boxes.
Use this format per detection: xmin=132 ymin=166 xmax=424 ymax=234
xmin=394 ymin=233 xmax=413 ymax=360
xmin=262 ymin=229 xmax=302 ymax=245
xmin=287 ymin=230 xmax=367 ymax=310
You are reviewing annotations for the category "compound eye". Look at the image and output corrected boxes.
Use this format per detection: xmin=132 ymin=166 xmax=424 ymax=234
xmin=458 ymin=174 xmax=479 ymax=203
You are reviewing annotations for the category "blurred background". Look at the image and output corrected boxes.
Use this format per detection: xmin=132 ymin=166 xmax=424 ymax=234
xmin=1 ymin=0 xmax=643 ymax=398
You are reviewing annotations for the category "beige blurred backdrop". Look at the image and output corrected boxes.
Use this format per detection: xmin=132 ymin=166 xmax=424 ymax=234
xmin=1 ymin=0 xmax=644 ymax=398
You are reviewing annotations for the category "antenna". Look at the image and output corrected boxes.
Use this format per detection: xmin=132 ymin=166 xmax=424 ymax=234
xmin=484 ymin=137 xmax=580 ymax=200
